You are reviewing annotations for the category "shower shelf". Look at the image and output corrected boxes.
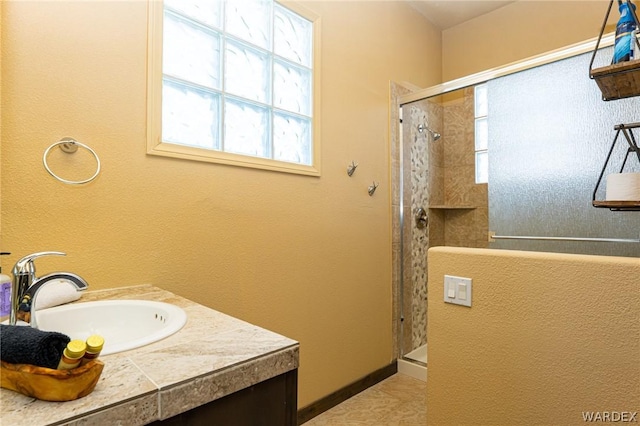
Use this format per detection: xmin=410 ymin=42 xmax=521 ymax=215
xmin=429 ymin=205 xmax=476 ymax=210
xmin=589 ymin=0 xmax=640 ymax=101
xmin=590 ymin=60 xmax=640 ymax=101
xmin=592 ymin=200 xmax=640 ymax=211
xmin=592 ymin=122 xmax=640 ymax=211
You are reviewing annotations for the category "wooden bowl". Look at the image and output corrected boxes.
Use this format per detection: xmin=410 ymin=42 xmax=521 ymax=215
xmin=0 ymin=359 xmax=104 ymax=401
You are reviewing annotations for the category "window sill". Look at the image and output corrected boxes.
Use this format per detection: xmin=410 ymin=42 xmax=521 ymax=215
xmin=147 ymin=141 xmax=320 ymax=176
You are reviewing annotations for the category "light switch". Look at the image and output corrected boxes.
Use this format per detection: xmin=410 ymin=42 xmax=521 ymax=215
xmin=447 ymin=285 xmax=456 ymax=299
xmin=444 ymin=275 xmax=472 ymax=307
xmin=458 ymin=282 xmax=467 ymax=300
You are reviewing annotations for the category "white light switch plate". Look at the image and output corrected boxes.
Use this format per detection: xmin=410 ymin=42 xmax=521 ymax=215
xmin=444 ymin=275 xmax=472 ymax=307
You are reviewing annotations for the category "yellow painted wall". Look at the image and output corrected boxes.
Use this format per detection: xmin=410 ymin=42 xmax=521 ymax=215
xmin=427 ymin=247 xmax=640 ymax=425
xmin=443 ymin=1 xmax=618 ymax=81
xmin=0 ymin=3 xmax=3 ymax=240
xmin=0 ymin=0 xmax=441 ymax=407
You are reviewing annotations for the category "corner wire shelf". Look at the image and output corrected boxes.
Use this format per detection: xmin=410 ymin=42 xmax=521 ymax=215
xmin=592 ymin=122 xmax=640 ymax=211
xmin=589 ymin=0 xmax=640 ymax=101
xmin=589 ymin=1 xmax=640 ymax=210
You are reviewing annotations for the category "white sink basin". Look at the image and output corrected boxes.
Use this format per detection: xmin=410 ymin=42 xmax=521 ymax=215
xmin=36 ymin=300 xmax=187 ymax=355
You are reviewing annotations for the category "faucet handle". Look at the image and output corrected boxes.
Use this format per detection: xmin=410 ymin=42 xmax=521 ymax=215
xmin=13 ymin=251 xmax=66 ymax=275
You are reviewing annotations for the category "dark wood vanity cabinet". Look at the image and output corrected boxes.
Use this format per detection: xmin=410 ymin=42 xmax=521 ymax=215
xmin=150 ymin=369 xmax=298 ymax=426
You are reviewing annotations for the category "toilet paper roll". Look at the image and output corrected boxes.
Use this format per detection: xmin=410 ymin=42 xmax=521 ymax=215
xmin=605 ymin=173 xmax=640 ymax=201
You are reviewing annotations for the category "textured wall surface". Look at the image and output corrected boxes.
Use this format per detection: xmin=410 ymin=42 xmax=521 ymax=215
xmin=442 ymin=1 xmax=618 ymax=81
xmin=0 ymin=0 xmax=441 ymax=407
xmin=427 ymin=246 xmax=640 ymax=425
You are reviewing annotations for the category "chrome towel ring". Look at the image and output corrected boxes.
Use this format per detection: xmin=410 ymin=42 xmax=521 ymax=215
xmin=43 ymin=137 xmax=101 ymax=185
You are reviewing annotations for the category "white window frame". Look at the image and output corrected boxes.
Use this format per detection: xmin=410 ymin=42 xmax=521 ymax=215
xmin=146 ymin=0 xmax=322 ymax=176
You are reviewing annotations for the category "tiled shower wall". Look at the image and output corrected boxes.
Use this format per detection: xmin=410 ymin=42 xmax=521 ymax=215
xmin=391 ymin=83 xmax=488 ymax=359
xmin=440 ymin=88 xmax=488 ymax=249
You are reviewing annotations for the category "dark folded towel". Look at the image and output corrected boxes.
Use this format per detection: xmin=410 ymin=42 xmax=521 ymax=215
xmin=1 ymin=324 xmax=70 ymax=369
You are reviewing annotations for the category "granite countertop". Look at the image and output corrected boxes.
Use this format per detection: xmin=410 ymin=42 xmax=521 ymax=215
xmin=0 ymin=285 xmax=299 ymax=425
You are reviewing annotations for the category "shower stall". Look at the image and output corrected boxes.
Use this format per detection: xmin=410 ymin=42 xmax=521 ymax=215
xmin=391 ymin=83 xmax=487 ymax=380
xmin=392 ymin=40 xmax=640 ymax=383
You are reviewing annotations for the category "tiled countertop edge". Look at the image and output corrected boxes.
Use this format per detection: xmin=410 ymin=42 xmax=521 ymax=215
xmin=159 ymin=344 xmax=299 ymax=420
xmin=59 ymin=344 xmax=299 ymax=425
xmin=61 ymin=392 xmax=159 ymax=426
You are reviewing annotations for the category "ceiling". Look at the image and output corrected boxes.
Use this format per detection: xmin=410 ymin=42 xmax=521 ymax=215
xmin=406 ymin=1 xmax=516 ymax=30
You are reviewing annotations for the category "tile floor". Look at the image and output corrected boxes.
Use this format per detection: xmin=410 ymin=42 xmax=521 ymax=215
xmin=302 ymin=374 xmax=427 ymax=425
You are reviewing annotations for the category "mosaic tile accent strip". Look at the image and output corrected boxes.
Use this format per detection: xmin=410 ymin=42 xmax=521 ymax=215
xmin=408 ymin=103 xmax=430 ymax=350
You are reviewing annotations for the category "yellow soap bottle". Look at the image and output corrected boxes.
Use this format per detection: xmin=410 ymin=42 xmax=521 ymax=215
xmin=57 ymin=340 xmax=87 ymax=370
xmin=81 ymin=335 xmax=104 ymax=365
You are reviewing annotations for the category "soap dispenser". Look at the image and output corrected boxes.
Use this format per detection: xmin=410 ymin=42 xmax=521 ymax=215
xmin=0 ymin=252 xmax=11 ymax=322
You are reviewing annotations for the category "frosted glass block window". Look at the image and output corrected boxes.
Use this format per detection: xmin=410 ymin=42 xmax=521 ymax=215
xmin=163 ymin=13 xmax=221 ymax=90
xmin=225 ymin=0 xmax=271 ymax=49
xmin=274 ymin=5 xmax=312 ymax=67
xmin=224 ymin=98 xmax=270 ymax=157
xmin=162 ymin=80 xmax=221 ymax=149
xmin=224 ymin=39 xmax=271 ymax=103
xmin=274 ymin=112 xmax=311 ymax=164
xmin=158 ymin=0 xmax=316 ymax=172
xmin=274 ymin=60 xmax=311 ymax=116
xmin=474 ymin=84 xmax=489 ymax=184
xmin=164 ymin=0 xmax=223 ymax=29
xmin=475 ymin=117 xmax=488 ymax=151
xmin=475 ymin=150 xmax=489 ymax=184
xmin=474 ymin=84 xmax=488 ymax=117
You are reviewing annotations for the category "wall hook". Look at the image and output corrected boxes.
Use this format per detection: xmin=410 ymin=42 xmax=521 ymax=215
xmin=347 ymin=161 xmax=358 ymax=177
xmin=368 ymin=181 xmax=379 ymax=196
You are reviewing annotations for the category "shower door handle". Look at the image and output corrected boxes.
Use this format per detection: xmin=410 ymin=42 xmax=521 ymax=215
xmin=415 ymin=207 xmax=428 ymax=229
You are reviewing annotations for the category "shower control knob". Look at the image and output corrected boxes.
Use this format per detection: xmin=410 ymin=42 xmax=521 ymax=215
xmin=415 ymin=208 xmax=428 ymax=229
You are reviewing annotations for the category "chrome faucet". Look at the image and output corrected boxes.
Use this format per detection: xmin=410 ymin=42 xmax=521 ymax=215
xmin=10 ymin=251 xmax=88 ymax=328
